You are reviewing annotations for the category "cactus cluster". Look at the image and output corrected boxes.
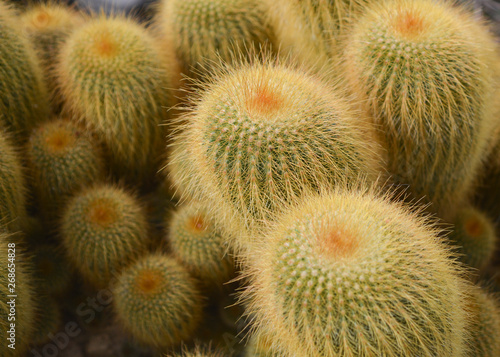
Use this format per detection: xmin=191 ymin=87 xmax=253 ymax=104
xmin=0 ymin=0 xmax=498 ymax=354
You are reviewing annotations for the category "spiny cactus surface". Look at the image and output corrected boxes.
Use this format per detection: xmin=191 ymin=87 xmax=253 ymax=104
xmin=27 ymin=118 xmax=105 ymax=221
xmin=178 ymin=61 xmax=383 ymax=242
xmin=168 ymin=201 xmax=234 ymax=288
xmin=113 ymin=253 xmax=203 ymax=348
xmin=61 ymin=184 xmax=148 ymax=288
xmin=243 ymin=188 xmax=471 ymax=357
xmin=343 ymin=0 xmax=500 ymax=219
xmin=57 ymin=15 xmax=175 ymax=182
xmin=157 ymin=0 xmax=275 ymax=79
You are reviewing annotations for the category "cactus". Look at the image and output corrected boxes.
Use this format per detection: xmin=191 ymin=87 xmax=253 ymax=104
xmin=0 ymin=128 xmax=27 ymax=233
xmin=266 ymin=0 xmax=368 ymax=70
xmin=113 ymin=253 xmax=203 ymax=348
xmin=0 ymin=0 xmax=50 ymax=138
xmin=342 ymin=0 xmax=500 ymax=220
xmin=466 ymin=287 xmax=500 ymax=357
xmin=242 ymin=188 xmax=471 ymax=357
xmin=156 ymin=0 xmax=275 ymax=79
xmin=168 ymin=201 xmax=235 ymax=289
xmin=21 ymin=2 xmax=84 ymax=110
xmin=177 ymin=61 xmax=383 ymax=243
xmin=448 ymin=206 xmax=496 ymax=271
xmin=27 ymin=118 xmax=105 ymax=221
xmin=32 ymin=244 xmax=73 ymax=296
xmin=61 ymin=184 xmax=149 ymax=288
xmin=0 ymin=231 xmax=36 ymax=355
xmin=57 ymin=15 xmax=177 ymax=183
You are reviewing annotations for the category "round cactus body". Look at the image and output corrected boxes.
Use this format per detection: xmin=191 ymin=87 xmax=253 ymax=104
xmin=343 ymin=0 xmax=500 ymax=219
xmin=0 ymin=231 xmax=36 ymax=355
xmin=61 ymin=184 xmax=148 ymax=288
xmin=168 ymin=201 xmax=234 ymax=288
xmin=21 ymin=2 xmax=84 ymax=109
xmin=113 ymin=253 xmax=203 ymax=348
xmin=27 ymin=118 xmax=105 ymax=221
xmin=57 ymin=15 xmax=176 ymax=183
xmin=0 ymin=0 xmax=50 ymax=138
xmin=243 ymin=189 xmax=471 ymax=357
xmin=449 ymin=206 xmax=496 ymax=271
xmin=179 ymin=61 xmax=383 ymax=243
xmin=157 ymin=0 xmax=275 ymax=79
xmin=0 ymin=129 xmax=27 ymax=233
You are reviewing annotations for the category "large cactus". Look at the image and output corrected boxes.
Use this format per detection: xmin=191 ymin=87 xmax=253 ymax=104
xmin=177 ymin=61 xmax=384 ymax=244
xmin=242 ymin=188 xmax=471 ymax=356
xmin=343 ymin=0 xmax=500 ymax=219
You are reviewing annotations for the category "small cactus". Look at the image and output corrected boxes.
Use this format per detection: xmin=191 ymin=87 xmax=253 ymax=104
xmin=342 ymin=0 xmax=500 ymax=219
xmin=448 ymin=206 xmax=496 ymax=271
xmin=0 ymin=0 xmax=50 ymax=138
xmin=0 ymin=231 xmax=36 ymax=355
xmin=242 ymin=188 xmax=471 ymax=357
xmin=0 ymin=129 xmax=27 ymax=233
xmin=21 ymin=2 xmax=84 ymax=110
xmin=113 ymin=253 xmax=203 ymax=348
xmin=156 ymin=0 xmax=275 ymax=79
xmin=27 ymin=118 xmax=105 ymax=221
xmin=57 ymin=15 xmax=177 ymax=183
xmin=177 ymin=60 xmax=383 ymax=243
xmin=168 ymin=201 xmax=234 ymax=289
xmin=61 ymin=184 xmax=149 ymax=288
